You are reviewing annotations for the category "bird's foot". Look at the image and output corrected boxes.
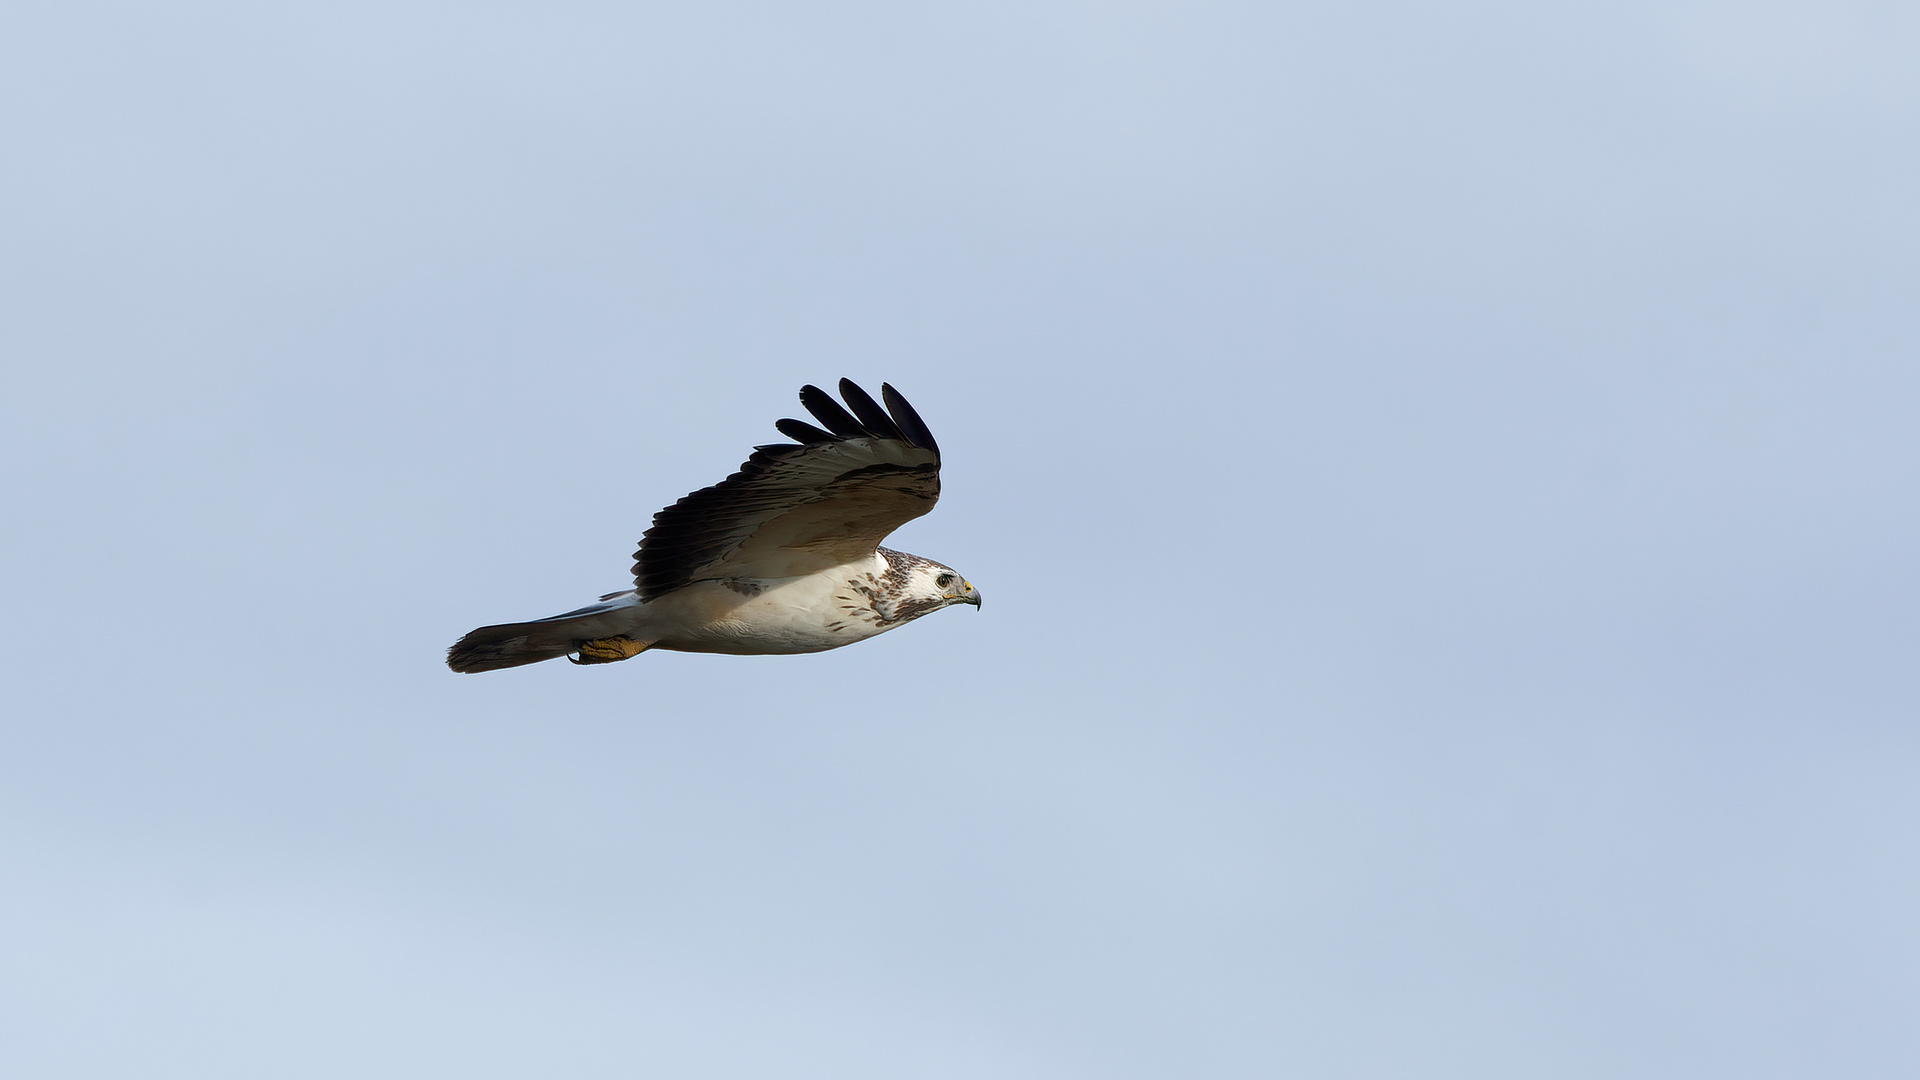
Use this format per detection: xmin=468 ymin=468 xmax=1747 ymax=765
xmin=569 ymin=636 xmax=651 ymax=664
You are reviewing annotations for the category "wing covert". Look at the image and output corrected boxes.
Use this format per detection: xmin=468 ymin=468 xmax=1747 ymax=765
xmin=631 ymin=380 xmax=944 ymax=599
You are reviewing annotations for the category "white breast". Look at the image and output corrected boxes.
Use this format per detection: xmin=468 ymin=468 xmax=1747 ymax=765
xmin=631 ymin=554 xmax=893 ymax=655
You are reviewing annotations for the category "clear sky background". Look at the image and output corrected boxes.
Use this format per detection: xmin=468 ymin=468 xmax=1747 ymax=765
xmin=4 ymin=2 xmax=1917 ymax=1077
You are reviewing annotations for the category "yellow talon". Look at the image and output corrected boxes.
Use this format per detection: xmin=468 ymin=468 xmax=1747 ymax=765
xmin=570 ymin=636 xmax=652 ymax=664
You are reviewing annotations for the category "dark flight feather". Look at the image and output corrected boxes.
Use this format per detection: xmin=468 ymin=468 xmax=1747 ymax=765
xmin=775 ymin=418 xmax=836 ymax=444
xmin=799 ymin=384 xmax=865 ymax=438
xmin=882 ymin=382 xmax=939 ymax=455
xmin=837 ymin=378 xmax=907 ymax=442
xmin=629 ymin=381 xmax=943 ymax=600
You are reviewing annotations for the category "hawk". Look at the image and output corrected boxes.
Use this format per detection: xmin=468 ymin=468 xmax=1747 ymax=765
xmin=447 ymin=379 xmax=980 ymax=673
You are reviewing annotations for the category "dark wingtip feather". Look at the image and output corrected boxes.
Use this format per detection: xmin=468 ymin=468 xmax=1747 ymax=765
xmin=799 ymin=383 xmax=865 ymax=438
xmin=881 ymin=382 xmax=940 ymax=456
xmin=629 ymin=380 xmax=946 ymax=600
xmin=838 ymin=379 xmax=906 ymax=442
xmin=775 ymin=417 xmax=836 ymax=444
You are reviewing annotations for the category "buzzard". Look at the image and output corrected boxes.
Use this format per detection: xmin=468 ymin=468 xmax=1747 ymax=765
xmin=447 ymin=379 xmax=980 ymax=673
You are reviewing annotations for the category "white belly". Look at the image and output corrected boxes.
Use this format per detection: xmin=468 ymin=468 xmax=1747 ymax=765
xmin=634 ymin=561 xmax=890 ymax=655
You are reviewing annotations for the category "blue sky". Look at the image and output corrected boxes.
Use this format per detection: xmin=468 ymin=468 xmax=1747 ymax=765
xmin=4 ymin=2 xmax=1917 ymax=1076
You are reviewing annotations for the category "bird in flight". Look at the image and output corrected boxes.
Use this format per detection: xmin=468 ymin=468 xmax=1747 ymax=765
xmin=447 ymin=379 xmax=980 ymax=673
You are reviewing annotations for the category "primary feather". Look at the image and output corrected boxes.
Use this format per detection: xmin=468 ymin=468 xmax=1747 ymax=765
xmin=447 ymin=380 xmax=978 ymax=674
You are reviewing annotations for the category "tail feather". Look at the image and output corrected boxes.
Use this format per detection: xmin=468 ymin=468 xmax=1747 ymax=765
xmin=446 ymin=595 xmax=647 ymax=673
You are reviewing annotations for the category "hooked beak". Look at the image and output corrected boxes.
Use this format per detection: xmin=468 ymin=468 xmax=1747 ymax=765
xmin=958 ymin=580 xmax=981 ymax=610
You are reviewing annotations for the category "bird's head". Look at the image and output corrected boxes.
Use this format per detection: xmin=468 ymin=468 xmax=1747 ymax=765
xmin=875 ymin=549 xmax=982 ymax=623
xmin=927 ymin=562 xmax=981 ymax=611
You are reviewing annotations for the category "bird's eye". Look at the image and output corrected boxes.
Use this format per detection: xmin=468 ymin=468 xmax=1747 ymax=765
xmin=935 ymin=573 xmax=954 ymax=588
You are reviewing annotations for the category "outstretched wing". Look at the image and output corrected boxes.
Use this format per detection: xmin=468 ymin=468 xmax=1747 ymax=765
xmin=631 ymin=380 xmax=943 ymax=599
